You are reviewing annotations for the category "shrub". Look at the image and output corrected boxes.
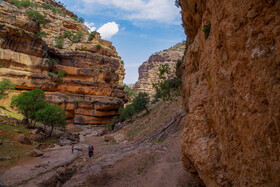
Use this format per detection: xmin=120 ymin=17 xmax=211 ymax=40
xmin=0 ymin=79 xmax=15 ymax=100
xmin=35 ymin=31 xmax=47 ymax=39
xmin=119 ymin=104 xmax=135 ymax=122
xmin=72 ymin=17 xmax=78 ymax=21
xmin=105 ymin=123 xmax=113 ymax=131
xmin=10 ymin=0 xmax=32 ymax=8
xmin=96 ymin=44 xmax=101 ymax=49
xmin=36 ymin=102 xmax=66 ymax=137
xmin=124 ymin=85 xmax=136 ymax=102
xmin=121 ymin=60 xmax=124 ymax=65
xmin=78 ymin=17 xmax=84 ymax=23
xmin=88 ymin=31 xmax=96 ymax=41
xmin=18 ymin=30 xmax=23 ymax=36
xmin=57 ymin=70 xmax=65 ymax=84
xmin=153 ymin=64 xmax=181 ymax=101
xmin=55 ymin=35 xmax=64 ymax=48
xmin=11 ymin=89 xmax=46 ymax=127
xmin=25 ymin=9 xmax=49 ymax=25
xmin=203 ymin=23 xmax=211 ymax=39
xmin=72 ymin=31 xmax=84 ymax=42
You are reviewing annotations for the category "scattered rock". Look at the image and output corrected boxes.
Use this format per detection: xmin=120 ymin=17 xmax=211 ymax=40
xmin=58 ymin=133 xmax=79 ymax=146
xmin=114 ymin=122 xmax=125 ymax=131
xmin=18 ymin=134 xmax=32 ymax=145
xmin=0 ymin=130 xmax=3 ymax=133
xmin=6 ymin=156 xmax=12 ymax=160
xmin=30 ymin=149 xmax=44 ymax=157
xmin=30 ymin=129 xmax=39 ymax=135
xmin=30 ymin=132 xmax=46 ymax=142
xmin=104 ymin=135 xmax=114 ymax=142
xmin=35 ymin=164 xmax=41 ymax=168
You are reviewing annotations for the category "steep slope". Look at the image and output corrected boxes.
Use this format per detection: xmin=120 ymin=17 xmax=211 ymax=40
xmin=0 ymin=0 xmax=126 ymax=125
xmin=133 ymin=42 xmax=185 ymax=97
xmin=179 ymin=0 xmax=280 ymax=186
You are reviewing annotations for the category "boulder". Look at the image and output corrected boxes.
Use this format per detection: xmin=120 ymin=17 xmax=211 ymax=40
xmin=30 ymin=132 xmax=47 ymax=142
xmin=17 ymin=134 xmax=32 ymax=145
xmin=58 ymin=133 xmax=79 ymax=146
xmin=30 ymin=149 xmax=44 ymax=157
xmin=104 ymin=135 xmax=114 ymax=142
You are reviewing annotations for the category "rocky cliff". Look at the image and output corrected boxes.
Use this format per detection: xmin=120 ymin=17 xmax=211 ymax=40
xmin=133 ymin=42 xmax=185 ymax=97
xmin=0 ymin=0 xmax=126 ymax=125
xmin=179 ymin=0 xmax=280 ymax=186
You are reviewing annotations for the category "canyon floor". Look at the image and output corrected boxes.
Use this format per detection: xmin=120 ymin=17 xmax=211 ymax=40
xmin=0 ymin=99 xmax=199 ymax=187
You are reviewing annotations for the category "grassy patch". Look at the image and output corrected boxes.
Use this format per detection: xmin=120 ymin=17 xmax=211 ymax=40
xmin=127 ymin=126 xmax=145 ymax=140
xmin=0 ymin=107 xmax=23 ymax=120
xmin=150 ymin=137 xmax=165 ymax=144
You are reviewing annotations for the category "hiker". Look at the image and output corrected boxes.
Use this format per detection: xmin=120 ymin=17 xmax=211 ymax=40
xmin=72 ymin=144 xmax=74 ymax=154
xmin=88 ymin=146 xmax=92 ymax=157
xmin=91 ymin=146 xmax=94 ymax=157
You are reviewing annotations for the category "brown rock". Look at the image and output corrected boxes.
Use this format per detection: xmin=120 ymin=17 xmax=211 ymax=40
xmin=133 ymin=42 xmax=186 ymax=97
xmin=0 ymin=0 xmax=127 ymax=125
xmin=180 ymin=0 xmax=280 ymax=186
xmin=104 ymin=135 xmax=114 ymax=142
xmin=30 ymin=149 xmax=44 ymax=157
xmin=17 ymin=134 xmax=32 ymax=145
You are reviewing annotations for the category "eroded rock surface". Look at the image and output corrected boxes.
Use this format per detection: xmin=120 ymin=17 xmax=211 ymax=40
xmin=0 ymin=0 xmax=126 ymax=125
xmin=180 ymin=0 xmax=280 ymax=186
xmin=133 ymin=42 xmax=185 ymax=97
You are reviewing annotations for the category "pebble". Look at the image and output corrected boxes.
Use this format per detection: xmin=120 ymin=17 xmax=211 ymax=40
xmin=35 ymin=164 xmax=41 ymax=168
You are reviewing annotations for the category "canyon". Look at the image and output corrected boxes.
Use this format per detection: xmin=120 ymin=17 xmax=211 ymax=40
xmin=0 ymin=0 xmax=126 ymax=126
xmin=180 ymin=0 xmax=280 ymax=186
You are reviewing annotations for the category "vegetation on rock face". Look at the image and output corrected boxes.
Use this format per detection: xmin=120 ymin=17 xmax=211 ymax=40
xmin=96 ymin=44 xmax=101 ymax=49
xmin=88 ymin=31 xmax=97 ymax=41
xmin=9 ymin=0 xmax=39 ymax=8
xmin=35 ymin=31 xmax=47 ymax=39
xmin=124 ymin=85 xmax=136 ymax=102
xmin=0 ymin=79 xmax=15 ymax=100
xmin=203 ymin=23 xmax=211 ymax=39
xmin=55 ymin=35 xmax=64 ymax=48
xmin=35 ymin=102 xmax=66 ymax=137
xmin=25 ymin=9 xmax=49 ymax=25
xmin=78 ymin=17 xmax=84 ymax=23
xmin=153 ymin=64 xmax=181 ymax=101
xmin=11 ymin=89 xmax=46 ymax=128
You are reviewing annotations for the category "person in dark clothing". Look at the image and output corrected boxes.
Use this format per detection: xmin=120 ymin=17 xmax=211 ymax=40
xmin=91 ymin=146 xmax=94 ymax=157
xmin=88 ymin=146 xmax=92 ymax=157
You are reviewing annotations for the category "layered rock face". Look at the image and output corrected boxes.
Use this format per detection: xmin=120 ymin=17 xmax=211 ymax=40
xmin=133 ymin=42 xmax=185 ymax=97
xmin=0 ymin=0 xmax=126 ymax=125
xmin=180 ymin=0 xmax=280 ymax=186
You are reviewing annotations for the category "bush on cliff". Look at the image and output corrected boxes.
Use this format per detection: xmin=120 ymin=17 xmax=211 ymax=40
xmin=88 ymin=31 xmax=97 ymax=41
xmin=0 ymin=79 xmax=15 ymax=100
xmin=153 ymin=64 xmax=181 ymax=101
xmin=25 ymin=9 xmax=49 ymax=25
xmin=55 ymin=35 xmax=64 ymax=48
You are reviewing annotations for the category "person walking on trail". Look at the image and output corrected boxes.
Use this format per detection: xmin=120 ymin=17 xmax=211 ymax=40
xmin=88 ymin=146 xmax=92 ymax=157
xmin=91 ymin=146 xmax=94 ymax=157
xmin=72 ymin=144 xmax=74 ymax=154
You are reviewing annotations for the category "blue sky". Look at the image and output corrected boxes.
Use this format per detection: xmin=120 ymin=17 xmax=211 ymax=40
xmin=59 ymin=0 xmax=186 ymax=84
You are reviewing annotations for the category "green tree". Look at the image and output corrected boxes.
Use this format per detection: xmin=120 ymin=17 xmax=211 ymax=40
xmin=11 ymin=89 xmax=46 ymax=127
xmin=152 ymin=64 xmax=181 ymax=101
xmin=25 ymin=9 xmax=49 ymax=25
xmin=36 ymin=103 xmax=66 ymax=137
xmin=0 ymin=79 xmax=15 ymax=100
xmin=124 ymin=85 xmax=136 ymax=102
xmin=119 ymin=104 xmax=135 ymax=122
xmin=132 ymin=92 xmax=150 ymax=114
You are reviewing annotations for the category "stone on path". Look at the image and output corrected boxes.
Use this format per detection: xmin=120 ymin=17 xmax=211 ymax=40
xmin=30 ymin=149 xmax=44 ymax=157
xmin=17 ymin=134 xmax=32 ymax=145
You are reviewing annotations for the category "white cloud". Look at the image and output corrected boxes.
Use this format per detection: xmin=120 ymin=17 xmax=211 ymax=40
xmin=84 ymin=22 xmax=96 ymax=32
xmin=97 ymin=22 xmax=119 ymax=40
xmin=79 ymin=0 xmax=180 ymax=24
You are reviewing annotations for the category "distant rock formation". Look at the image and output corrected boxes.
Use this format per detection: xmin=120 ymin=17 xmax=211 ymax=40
xmin=0 ymin=0 xmax=126 ymax=125
xmin=180 ymin=0 xmax=280 ymax=186
xmin=133 ymin=42 xmax=185 ymax=97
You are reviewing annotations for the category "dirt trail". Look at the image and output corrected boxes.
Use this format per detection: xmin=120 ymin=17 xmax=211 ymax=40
xmin=0 ymin=99 xmax=199 ymax=187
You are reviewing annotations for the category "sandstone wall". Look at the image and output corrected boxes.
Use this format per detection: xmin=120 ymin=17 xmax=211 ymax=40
xmin=0 ymin=0 xmax=126 ymax=125
xmin=180 ymin=0 xmax=280 ymax=186
xmin=133 ymin=42 xmax=185 ymax=97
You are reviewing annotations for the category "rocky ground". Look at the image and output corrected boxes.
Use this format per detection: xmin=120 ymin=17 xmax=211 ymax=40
xmin=0 ymin=99 xmax=199 ymax=187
